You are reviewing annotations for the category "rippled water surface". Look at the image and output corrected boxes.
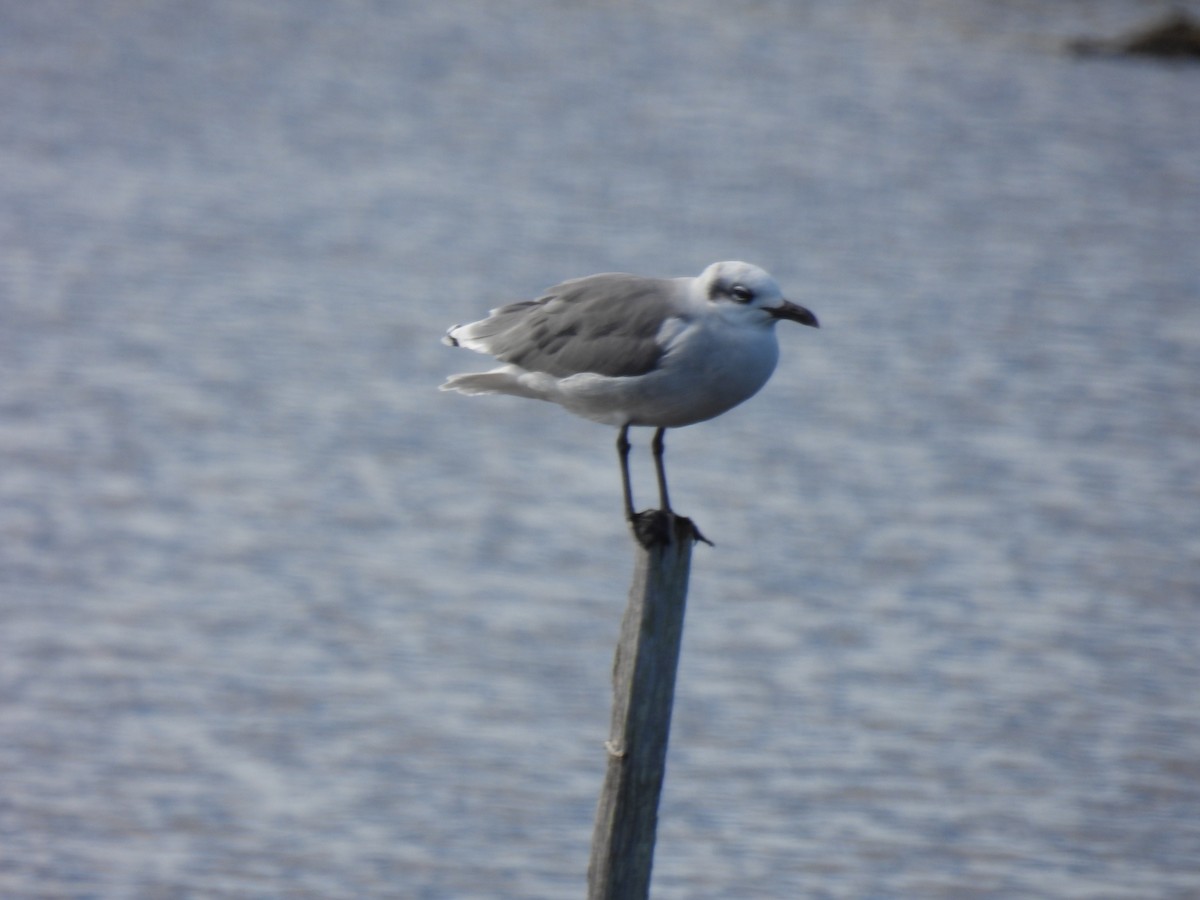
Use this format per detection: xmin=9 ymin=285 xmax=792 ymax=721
xmin=3 ymin=1 xmax=1199 ymax=897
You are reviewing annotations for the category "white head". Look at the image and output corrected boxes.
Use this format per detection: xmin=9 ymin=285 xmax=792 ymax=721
xmin=695 ymin=261 xmax=819 ymax=328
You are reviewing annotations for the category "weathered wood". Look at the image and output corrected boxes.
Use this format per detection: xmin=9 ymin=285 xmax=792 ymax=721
xmin=587 ymin=514 xmax=697 ymax=900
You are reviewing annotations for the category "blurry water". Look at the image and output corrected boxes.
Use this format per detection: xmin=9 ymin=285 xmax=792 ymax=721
xmin=3 ymin=1 xmax=1199 ymax=897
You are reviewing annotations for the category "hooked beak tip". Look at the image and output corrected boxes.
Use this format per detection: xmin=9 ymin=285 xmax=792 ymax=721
xmin=771 ymin=300 xmax=819 ymax=328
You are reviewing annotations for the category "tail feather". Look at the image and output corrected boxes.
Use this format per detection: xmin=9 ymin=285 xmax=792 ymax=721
xmin=440 ymin=372 xmax=512 ymax=394
xmin=440 ymin=368 xmax=550 ymax=401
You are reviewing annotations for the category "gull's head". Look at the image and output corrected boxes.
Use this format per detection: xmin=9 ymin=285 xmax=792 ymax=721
xmin=696 ymin=261 xmax=819 ymax=328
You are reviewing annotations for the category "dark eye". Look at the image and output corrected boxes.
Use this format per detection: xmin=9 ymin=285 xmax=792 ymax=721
xmin=730 ymin=284 xmax=754 ymax=303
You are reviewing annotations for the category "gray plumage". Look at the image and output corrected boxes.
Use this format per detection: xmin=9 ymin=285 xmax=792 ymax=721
xmin=441 ymin=261 xmax=817 ymax=429
xmin=444 ymin=273 xmax=676 ymax=379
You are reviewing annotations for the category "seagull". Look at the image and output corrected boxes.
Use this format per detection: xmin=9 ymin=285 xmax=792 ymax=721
xmin=441 ymin=261 xmax=819 ymax=546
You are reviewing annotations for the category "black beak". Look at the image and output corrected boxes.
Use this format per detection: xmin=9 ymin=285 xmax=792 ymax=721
xmin=769 ymin=299 xmax=819 ymax=328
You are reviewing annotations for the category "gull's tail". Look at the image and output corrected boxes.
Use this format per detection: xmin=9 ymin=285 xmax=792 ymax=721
xmin=440 ymin=367 xmax=551 ymax=401
xmin=440 ymin=371 xmax=514 ymax=394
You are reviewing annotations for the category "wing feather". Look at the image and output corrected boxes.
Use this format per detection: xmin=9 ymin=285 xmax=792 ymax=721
xmin=451 ymin=274 xmax=680 ymax=378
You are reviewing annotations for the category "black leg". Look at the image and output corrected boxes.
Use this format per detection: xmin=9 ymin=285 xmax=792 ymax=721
xmin=619 ymin=425 xmax=711 ymax=548
xmin=651 ymin=427 xmax=672 ymax=513
xmin=617 ymin=424 xmax=635 ymax=522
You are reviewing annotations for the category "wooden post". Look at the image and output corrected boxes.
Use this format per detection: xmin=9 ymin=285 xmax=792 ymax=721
xmin=587 ymin=514 xmax=698 ymax=900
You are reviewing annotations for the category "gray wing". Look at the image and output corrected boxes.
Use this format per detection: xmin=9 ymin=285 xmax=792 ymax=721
xmin=462 ymin=274 xmax=681 ymax=378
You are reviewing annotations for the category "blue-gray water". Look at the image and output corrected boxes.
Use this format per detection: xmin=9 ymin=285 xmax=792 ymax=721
xmin=3 ymin=2 xmax=1199 ymax=897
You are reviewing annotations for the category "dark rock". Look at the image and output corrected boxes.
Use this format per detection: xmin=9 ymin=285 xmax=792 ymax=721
xmin=1068 ymin=10 xmax=1200 ymax=60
